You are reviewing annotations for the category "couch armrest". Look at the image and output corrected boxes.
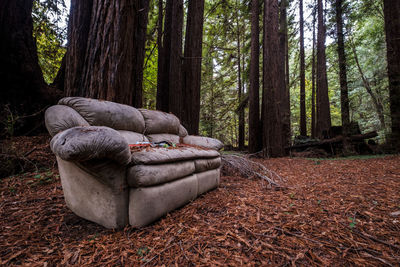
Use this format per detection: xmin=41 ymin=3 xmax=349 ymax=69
xmin=182 ymin=135 xmax=224 ymax=150
xmin=50 ymin=126 xmax=131 ymax=165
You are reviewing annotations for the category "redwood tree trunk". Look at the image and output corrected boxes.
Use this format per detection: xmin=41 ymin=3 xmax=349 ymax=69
xmin=157 ymin=0 xmax=183 ymax=118
xmin=132 ymin=0 xmax=150 ymax=108
xmin=181 ymin=0 xmax=205 ymax=135
xmin=336 ymin=0 xmax=350 ymax=134
xmin=311 ymin=3 xmax=317 ymax=138
xmin=236 ymin=3 xmax=245 ymax=150
xmin=263 ymin=0 xmax=284 ymax=157
xmin=65 ymin=0 xmax=149 ymax=106
xmin=316 ymin=0 xmax=332 ymax=138
xmin=299 ymin=0 xmax=307 ymax=136
xmin=156 ymin=0 xmax=165 ymax=111
xmin=280 ymin=0 xmax=290 ymax=150
xmin=249 ymin=0 xmax=261 ymax=153
xmin=64 ymin=0 xmax=93 ymax=97
xmin=0 ymin=0 xmax=59 ymax=136
xmin=383 ymin=0 xmax=400 ymax=150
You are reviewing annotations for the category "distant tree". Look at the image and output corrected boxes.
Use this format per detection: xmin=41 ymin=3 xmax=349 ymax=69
xmin=311 ymin=2 xmax=317 ymax=138
xmin=156 ymin=0 xmax=164 ymax=108
xmin=299 ymin=0 xmax=307 ymax=136
xmin=65 ymin=0 xmax=149 ymax=106
xmin=279 ymin=0 xmax=291 ymax=149
xmin=350 ymin=39 xmax=386 ymax=132
xmin=383 ymin=0 xmax=400 ymax=150
xmin=249 ymin=0 xmax=261 ymax=153
xmin=316 ymin=0 xmax=331 ymax=138
xmin=236 ymin=0 xmax=245 ymax=150
xmin=181 ymin=0 xmax=205 ymax=135
xmin=335 ymin=0 xmax=350 ymax=135
xmin=32 ymin=0 xmax=67 ymax=85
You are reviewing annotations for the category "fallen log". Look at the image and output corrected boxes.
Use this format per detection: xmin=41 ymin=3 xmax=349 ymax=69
xmin=287 ymin=131 xmax=377 ymax=150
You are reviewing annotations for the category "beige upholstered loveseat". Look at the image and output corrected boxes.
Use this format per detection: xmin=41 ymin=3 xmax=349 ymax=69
xmin=45 ymin=97 xmax=223 ymax=229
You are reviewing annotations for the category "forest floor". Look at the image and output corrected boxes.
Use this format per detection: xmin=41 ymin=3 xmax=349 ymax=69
xmin=1 ymin=136 xmax=400 ymax=266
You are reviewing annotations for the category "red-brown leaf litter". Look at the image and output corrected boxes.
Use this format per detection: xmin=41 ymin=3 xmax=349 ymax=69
xmin=1 ymin=136 xmax=399 ymax=266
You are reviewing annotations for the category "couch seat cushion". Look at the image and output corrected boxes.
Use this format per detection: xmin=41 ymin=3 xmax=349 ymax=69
xmin=130 ymin=146 xmax=220 ymax=165
xmin=194 ymin=157 xmax=221 ymax=172
xmin=127 ymin=160 xmax=195 ymax=187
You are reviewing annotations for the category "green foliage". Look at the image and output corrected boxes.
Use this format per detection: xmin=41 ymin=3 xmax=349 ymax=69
xmin=199 ymin=0 xmax=250 ymax=146
xmin=348 ymin=216 xmax=357 ymax=229
xmin=32 ymin=0 xmax=68 ymax=84
xmin=142 ymin=0 xmax=160 ymax=109
xmin=287 ymin=0 xmax=390 ymax=144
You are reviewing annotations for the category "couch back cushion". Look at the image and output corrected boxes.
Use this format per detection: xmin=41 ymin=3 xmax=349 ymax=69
xmin=45 ymin=105 xmax=90 ymax=136
xmin=59 ymin=97 xmax=145 ymax=133
xmin=147 ymin=134 xmax=180 ymax=144
xmin=118 ymin=130 xmax=149 ymax=144
xmin=139 ymin=109 xmax=181 ymax=135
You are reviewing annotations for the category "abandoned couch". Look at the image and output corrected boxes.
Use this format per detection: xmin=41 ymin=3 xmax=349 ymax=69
xmin=45 ymin=97 xmax=223 ymax=229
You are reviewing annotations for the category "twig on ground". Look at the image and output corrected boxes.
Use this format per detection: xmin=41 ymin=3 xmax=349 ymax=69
xmin=221 ymin=154 xmax=286 ymax=188
xmin=353 ymin=229 xmax=400 ymax=250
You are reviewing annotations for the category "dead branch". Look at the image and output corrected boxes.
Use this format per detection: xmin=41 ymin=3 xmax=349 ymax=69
xmin=221 ymin=154 xmax=286 ymax=188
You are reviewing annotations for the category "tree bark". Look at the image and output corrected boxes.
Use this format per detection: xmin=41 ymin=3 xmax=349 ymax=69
xmin=299 ymin=0 xmax=307 ymax=136
xmin=383 ymin=0 xmax=400 ymax=150
xmin=181 ymin=0 xmax=205 ymax=135
xmin=335 ymin=0 xmax=350 ymax=134
xmin=132 ymin=0 xmax=150 ymax=108
xmin=316 ymin=0 xmax=332 ymax=138
xmin=156 ymin=0 xmax=165 ymax=111
xmin=249 ymin=0 xmax=261 ymax=153
xmin=311 ymin=1 xmax=317 ymax=138
xmin=64 ymin=0 xmax=93 ymax=97
xmin=157 ymin=0 xmax=183 ymax=118
xmin=280 ymin=0 xmax=291 ymax=151
xmin=65 ymin=0 xmax=149 ymax=106
xmin=236 ymin=1 xmax=245 ymax=150
xmin=0 ymin=0 xmax=60 ymax=136
xmin=263 ymin=0 xmax=284 ymax=157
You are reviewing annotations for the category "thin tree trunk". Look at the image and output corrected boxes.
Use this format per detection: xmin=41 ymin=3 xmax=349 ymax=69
xmin=311 ymin=2 xmax=317 ymax=138
xmin=351 ymin=41 xmax=386 ymax=131
xmin=299 ymin=0 xmax=307 ymax=136
xmin=279 ymin=0 xmax=290 ymax=150
xmin=236 ymin=1 xmax=245 ymax=150
xmin=336 ymin=0 xmax=350 ymax=134
xmin=249 ymin=0 xmax=261 ymax=153
xmin=132 ymin=0 xmax=150 ymax=108
xmin=181 ymin=0 xmax=204 ymax=135
xmin=167 ymin=0 xmax=183 ymax=119
xmin=316 ymin=0 xmax=332 ymax=138
xmin=383 ymin=0 xmax=400 ymax=150
xmin=156 ymin=0 xmax=164 ymax=111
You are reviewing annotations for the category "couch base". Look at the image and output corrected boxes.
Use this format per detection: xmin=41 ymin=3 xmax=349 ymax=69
xmin=57 ymin=157 xmax=220 ymax=229
xmin=129 ymin=168 xmax=220 ymax=228
xmin=56 ymin=157 xmax=128 ymax=229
